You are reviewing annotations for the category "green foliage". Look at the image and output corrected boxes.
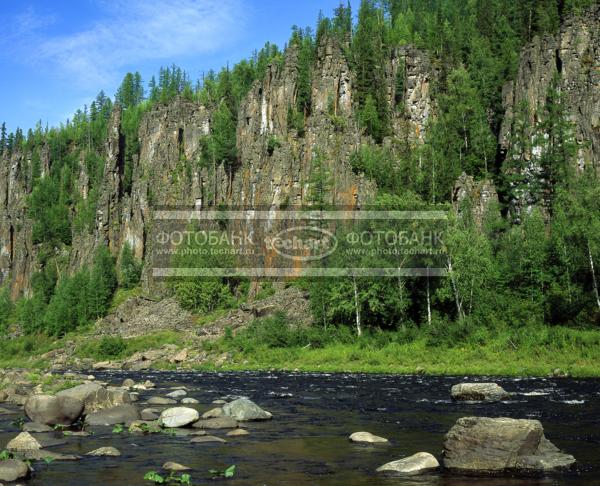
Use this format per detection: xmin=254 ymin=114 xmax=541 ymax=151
xmin=98 ymin=336 xmax=127 ymax=358
xmin=169 ymin=228 xmax=241 ymax=313
xmin=119 ymin=243 xmax=142 ymax=289
xmin=112 ymin=424 xmax=125 ymax=434
xmin=0 ymin=287 xmax=13 ymax=333
xmin=115 ymin=72 xmax=144 ymax=109
xmin=210 ymin=465 xmax=236 ymax=479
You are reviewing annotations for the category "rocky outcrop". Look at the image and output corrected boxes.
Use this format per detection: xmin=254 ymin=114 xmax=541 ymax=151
xmin=452 ymin=174 xmax=499 ymax=228
xmin=443 ymin=417 xmax=576 ymax=473
xmin=500 ymin=4 xmax=600 ymax=216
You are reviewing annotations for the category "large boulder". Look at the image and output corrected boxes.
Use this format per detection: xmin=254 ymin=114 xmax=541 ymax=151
xmin=223 ymin=398 xmax=272 ymax=421
xmin=159 ymin=407 xmax=200 ymax=428
xmin=24 ymin=394 xmax=84 ymax=426
xmin=85 ymin=404 xmax=140 ymax=426
xmin=58 ymin=383 xmax=131 ymax=414
xmin=0 ymin=459 xmax=29 ymax=482
xmin=443 ymin=417 xmax=576 ymax=473
xmin=451 ymin=383 xmax=510 ymax=402
xmin=377 ymin=452 xmax=439 ymax=475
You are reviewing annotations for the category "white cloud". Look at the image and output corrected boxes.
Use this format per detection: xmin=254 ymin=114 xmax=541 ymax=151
xmin=8 ymin=0 xmax=245 ymax=87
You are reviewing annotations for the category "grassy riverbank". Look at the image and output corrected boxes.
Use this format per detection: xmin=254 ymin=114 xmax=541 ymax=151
xmin=2 ymin=315 xmax=600 ymax=377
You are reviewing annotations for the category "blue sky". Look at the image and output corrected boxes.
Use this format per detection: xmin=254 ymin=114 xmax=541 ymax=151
xmin=0 ymin=0 xmax=344 ymax=133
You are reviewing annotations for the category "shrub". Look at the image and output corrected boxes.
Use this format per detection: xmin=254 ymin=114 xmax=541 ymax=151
xmin=97 ymin=336 xmax=127 ymax=358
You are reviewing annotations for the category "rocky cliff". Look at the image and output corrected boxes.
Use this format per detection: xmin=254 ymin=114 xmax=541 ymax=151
xmin=1 ymin=4 xmax=598 ymax=299
xmin=500 ymin=3 xmax=600 ymax=215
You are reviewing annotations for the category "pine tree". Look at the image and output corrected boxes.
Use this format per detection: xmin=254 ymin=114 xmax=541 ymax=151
xmin=0 ymin=122 xmax=6 ymax=154
xmin=351 ymin=0 xmax=390 ymax=142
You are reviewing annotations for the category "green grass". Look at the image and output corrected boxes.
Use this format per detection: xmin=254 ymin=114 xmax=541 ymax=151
xmin=1 ymin=311 xmax=600 ymax=377
xmin=198 ymin=315 xmax=600 ymax=377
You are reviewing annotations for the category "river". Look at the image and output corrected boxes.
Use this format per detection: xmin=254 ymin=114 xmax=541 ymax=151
xmin=1 ymin=372 xmax=599 ymax=485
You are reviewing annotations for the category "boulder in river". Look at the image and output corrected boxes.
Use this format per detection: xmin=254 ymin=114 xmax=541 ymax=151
xmin=451 ymin=383 xmax=510 ymax=402
xmin=223 ymin=398 xmax=272 ymax=421
xmin=0 ymin=459 xmax=29 ymax=482
xmin=192 ymin=417 xmax=238 ymax=430
xmin=24 ymin=394 xmax=84 ymax=426
xmin=86 ymin=447 xmax=121 ymax=457
xmin=141 ymin=408 xmax=160 ymax=421
xmin=159 ymin=407 xmax=200 ymax=428
xmin=166 ymin=390 xmax=187 ymax=399
xmin=202 ymin=407 xmax=223 ymax=419
xmin=349 ymin=432 xmax=389 ymax=444
xmin=147 ymin=397 xmax=177 ymax=405
xmin=443 ymin=417 xmax=576 ymax=473
xmin=7 ymin=432 xmax=42 ymax=451
xmin=57 ymin=384 xmax=131 ymax=413
xmin=181 ymin=397 xmax=199 ymax=404
xmin=227 ymin=428 xmax=250 ymax=437
xmin=85 ymin=404 xmax=140 ymax=426
xmin=377 ymin=452 xmax=440 ymax=475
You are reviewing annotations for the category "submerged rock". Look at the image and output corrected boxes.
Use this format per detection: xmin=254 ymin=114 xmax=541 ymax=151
xmin=0 ymin=459 xmax=29 ymax=482
xmin=24 ymin=394 xmax=84 ymax=426
xmin=377 ymin=452 xmax=440 ymax=475
xmin=223 ymin=398 xmax=272 ymax=421
xmin=159 ymin=407 xmax=200 ymax=428
xmin=190 ymin=435 xmax=227 ymax=444
xmin=227 ymin=428 xmax=250 ymax=437
xmin=349 ymin=432 xmax=389 ymax=444
xmin=443 ymin=417 xmax=576 ymax=473
xmin=163 ymin=462 xmax=191 ymax=471
xmin=87 ymin=446 xmax=121 ymax=457
xmin=450 ymin=383 xmax=510 ymax=402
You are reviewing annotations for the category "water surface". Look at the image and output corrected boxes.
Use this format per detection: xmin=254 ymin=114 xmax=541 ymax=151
xmin=1 ymin=372 xmax=598 ymax=485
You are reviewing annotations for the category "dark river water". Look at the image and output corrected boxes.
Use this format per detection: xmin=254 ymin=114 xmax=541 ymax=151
xmin=1 ymin=372 xmax=599 ymax=485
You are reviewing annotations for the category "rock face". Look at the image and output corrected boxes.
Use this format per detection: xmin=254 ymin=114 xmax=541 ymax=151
xmin=24 ymin=394 xmax=84 ymax=426
xmin=500 ymin=4 xmax=600 ymax=217
xmin=376 ymin=452 xmax=439 ymax=475
xmin=0 ymin=459 xmax=29 ymax=482
xmin=450 ymin=383 xmax=511 ymax=402
xmin=85 ymin=404 xmax=140 ymax=426
xmin=443 ymin=417 xmax=576 ymax=473
xmin=223 ymin=398 xmax=272 ymax=421
xmin=159 ymin=407 xmax=200 ymax=428
xmin=349 ymin=432 xmax=389 ymax=444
